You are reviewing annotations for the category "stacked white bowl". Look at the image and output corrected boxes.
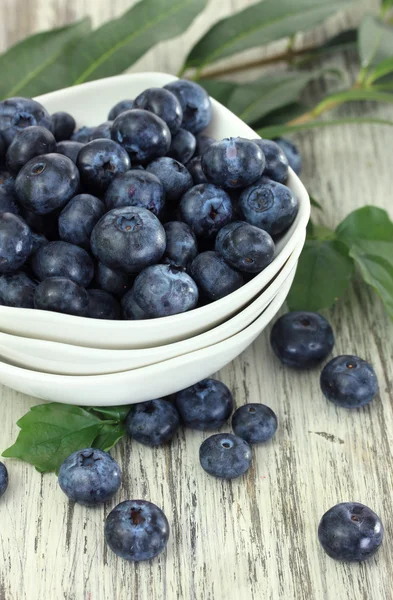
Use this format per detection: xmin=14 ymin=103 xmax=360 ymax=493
xmin=0 ymin=73 xmax=310 ymax=406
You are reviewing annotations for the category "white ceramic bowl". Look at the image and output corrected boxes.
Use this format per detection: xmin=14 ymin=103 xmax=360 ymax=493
xmin=0 ymin=228 xmax=304 ymax=375
xmin=0 ymin=72 xmax=310 ymax=349
xmin=0 ymin=267 xmax=293 ymax=406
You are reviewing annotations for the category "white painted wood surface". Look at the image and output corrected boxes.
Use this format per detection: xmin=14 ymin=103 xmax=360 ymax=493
xmin=1 ymin=1 xmax=393 ymax=599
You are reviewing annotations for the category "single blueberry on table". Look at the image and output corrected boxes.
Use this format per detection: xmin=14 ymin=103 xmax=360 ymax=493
xmin=122 ymin=264 xmax=198 ymax=319
xmin=87 ymin=289 xmax=121 ymax=320
xmin=15 ymin=153 xmax=80 ymax=215
xmin=126 ymin=399 xmax=180 ymax=446
xmin=34 ymin=277 xmax=89 ymax=316
xmin=200 ymin=433 xmax=252 ymax=479
xmin=0 ymin=461 xmax=8 ymax=498
xmin=105 ymin=499 xmax=170 ymax=561
xmin=51 ymin=111 xmax=76 ymax=141
xmin=190 ymin=251 xmax=244 ymax=301
xmin=239 ymin=176 xmax=298 ymax=237
xmin=274 ymin=137 xmax=302 ymax=176
xmin=186 ymin=156 xmax=208 ymax=185
xmin=318 ymin=502 xmax=383 ymax=561
xmin=90 ymin=121 xmax=112 ymax=140
xmin=232 ymin=404 xmax=277 ymax=444
xmin=201 ymin=138 xmax=265 ymax=189
xmin=77 ymin=138 xmax=131 ymax=194
xmin=6 ymin=126 xmax=57 ymax=174
xmin=94 ymin=262 xmax=132 ymax=298
xmin=59 ymin=194 xmax=105 ymax=249
xmin=58 ymin=448 xmax=121 ymax=505
xmin=0 ymin=271 xmax=37 ymax=308
xmin=91 ymin=206 xmax=166 ymax=274
xmin=56 ymin=140 xmax=84 ymax=164
xmin=270 ymin=311 xmax=334 ymax=369
xmin=252 ymin=139 xmax=289 ymax=184
xmin=167 ymin=128 xmax=196 ymax=164
xmin=195 ymin=133 xmax=215 ymax=156
xmin=0 ymin=97 xmax=52 ymax=145
xmin=105 ymin=169 xmax=165 ymax=217
xmin=32 ymin=240 xmax=94 ymax=287
xmin=175 ymin=378 xmax=233 ymax=430
xmin=134 ymin=87 xmax=183 ymax=134
xmin=179 ymin=184 xmax=233 ymax=239
xmin=108 ymin=99 xmax=134 ymax=121
xmin=146 ymin=156 xmax=193 ymax=202
xmin=71 ymin=126 xmax=95 ymax=143
xmin=163 ymin=221 xmax=198 ymax=268
xmin=164 ymin=79 xmax=212 ymax=134
xmin=111 ymin=109 xmax=171 ymax=163
xmin=320 ymin=355 xmax=378 ymax=408
xmin=215 ymin=221 xmax=275 ymax=274
xmin=0 ymin=212 xmax=32 ymax=273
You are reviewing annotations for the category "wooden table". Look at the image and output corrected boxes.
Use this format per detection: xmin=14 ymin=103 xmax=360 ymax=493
xmin=1 ymin=1 xmax=393 ymax=598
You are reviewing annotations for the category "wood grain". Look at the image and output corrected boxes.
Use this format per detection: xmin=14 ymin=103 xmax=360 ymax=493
xmin=1 ymin=0 xmax=393 ymax=599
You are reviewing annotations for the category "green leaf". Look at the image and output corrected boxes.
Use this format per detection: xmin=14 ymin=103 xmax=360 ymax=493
xmin=296 ymin=28 xmax=358 ymax=66
xmin=358 ymin=15 xmax=393 ymax=72
xmin=310 ymin=195 xmax=323 ymax=211
xmin=2 ymin=403 xmax=109 ymax=473
xmin=199 ymin=80 xmax=237 ymax=105
xmin=366 ymin=56 xmax=393 ymax=84
xmin=65 ymin=0 xmax=206 ymax=86
xmin=88 ymin=405 xmax=131 ymax=422
xmin=184 ymin=0 xmax=350 ymax=72
xmin=252 ymin=102 xmax=309 ymax=129
xmin=287 ymin=239 xmax=354 ymax=311
xmin=336 ymin=206 xmax=393 ymax=244
xmin=257 ymin=116 xmax=393 ymax=138
xmin=93 ymin=422 xmax=126 ymax=453
xmin=0 ymin=19 xmax=90 ymax=99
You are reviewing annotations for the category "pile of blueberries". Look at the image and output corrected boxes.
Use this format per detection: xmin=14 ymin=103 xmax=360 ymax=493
xmin=0 ymin=80 xmax=299 ymax=319
xmin=0 ymin=309 xmax=383 ymax=564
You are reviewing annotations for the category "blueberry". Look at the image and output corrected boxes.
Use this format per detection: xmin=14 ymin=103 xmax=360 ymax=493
xmin=94 ymin=262 xmax=132 ymax=298
xmin=105 ymin=499 xmax=170 ymax=561
xmin=126 ymin=399 xmax=180 ymax=446
xmin=199 ymin=433 xmax=252 ymax=479
xmin=163 ymin=221 xmax=197 ymax=268
xmin=190 ymin=251 xmax=244 ymax=301
xmin=56 ymin=140 xmax=84 ymax=164
xmin=90 ymin=121 xmax=112 ymax=140
xmin=179 ymin=184 xmax=232 ymax=238
xmin=108 ymin=99 xmax=134 ymax=121
xmin=87 ymin=289 xmax=121 ymax=320
xmin=122 ymin=264 xmax=198 ymax=319
xmin=91 ymin=207 xmax=165 ymax=274
xmin=215 ymin=221 xmax=275 ymax=273
xmin=19 ymin=207 xmax=58 ymax=240
xmin=105 ymin=170 xmax=165 ymax=217
xmin=320 ymin=355 xmax=378 ymax=408
xmin=318 ymin=502 xmax=383 ymax=561
xmin=0 ymin=271 xmax=36 ymax=308
xmin=111 ymin=109 xmax=171 ymax=163
xmin=146 ymin=157 xmax=193 ymax=202
xmin=252 ymin=139 xmax=289 ymax=184
xmin=58 ymin=448 xmax=121 ymax=505
xmin=270 ymin=311 xmax=334 ymax=369
xmin=34 ymin=277 xmax=89 ymax=316
xmin=15 ymin=153 xmax=80 ymax=215
xmin=175 ymin=378 xmax=233 ymax=430
xmin=30 ymin=231 xmax=49 ymax=255
xmin=186 ymin=156 xmax=208 ymax=185
xmin=167 ymin=128 xmax=196 ymax=163
xmin=164 ymin=80 xmax=212 ymax=134
xmin=0 ymin=462 xmax=8 ymax=498
xmin=201 ymin=138 xmax=265 ymax=189
xmin=274 ymin=137 xmax=302 ymax=176
xmin=32 ymin=241 xmax=94 ymax=287
xmin=0 ymin=133 xmax=5 ymax=163
xmin=239 ymin=177 xmax=298 ymax=237
xmin=77 ymin=139 xmax=131 ymax=194
xmin=0 ymin=212 xmax=32 ymax=273
xmin=71 ymin=126 xmax=95 ymax=143
xmin=134 ymin=87 xmax=183 ymax=134
xmin=195 ymin=134 xmax=215 ymax=156
xmin=0 ymin=170 xmax=18 ymax=213
xmin=59 ymin=194 xmax=105 ymax=249
xmin=6 ymin=126 xmax=57 ymax=174
xmin=232 ymin=404 xmax=277 ymax=444
xmin=0 ymin=191 xmax=19 ymax=215
xmin=0 ymin=97 xmax=52 ymax=145
xmin=51 ymin=111 xmax=76 ymax=141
